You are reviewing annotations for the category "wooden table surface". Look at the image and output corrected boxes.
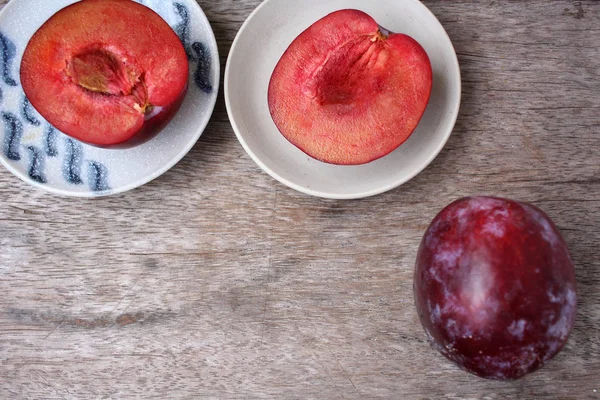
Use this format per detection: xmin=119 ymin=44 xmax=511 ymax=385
xmin=1 ymin=0 xmax=599 ymax=398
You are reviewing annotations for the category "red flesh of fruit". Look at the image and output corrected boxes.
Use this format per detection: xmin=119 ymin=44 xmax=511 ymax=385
xmin=268 ymin=9 xmax=433 ymax=165
xmin=20 ymin=0 xmax=189 ymax=148
xmin=414 ymin=197 xmax=577 ymax=380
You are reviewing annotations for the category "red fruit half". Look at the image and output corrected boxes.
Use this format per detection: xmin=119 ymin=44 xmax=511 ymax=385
xmin=268 ymin=9 xmax=432 ymax=165
xmin=414 ymin=197 xmax=577 ymax=380
xmin=20 ymin=0 xmax=189 ymax=148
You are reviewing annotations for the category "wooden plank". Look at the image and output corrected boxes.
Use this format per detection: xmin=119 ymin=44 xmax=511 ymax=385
xmin=0 ymin=0 xmax=599 ymax=398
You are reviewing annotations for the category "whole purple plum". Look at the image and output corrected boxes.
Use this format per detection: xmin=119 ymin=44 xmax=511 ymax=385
xmin=414 ymin=196 xmax=577 ymax=380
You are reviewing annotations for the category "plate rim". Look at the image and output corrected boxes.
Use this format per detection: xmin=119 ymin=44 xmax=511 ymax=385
xmin=0 ymin=0 xmax=220 ymax=198
xmin=225 ymin=0 xmax=462 ymax=200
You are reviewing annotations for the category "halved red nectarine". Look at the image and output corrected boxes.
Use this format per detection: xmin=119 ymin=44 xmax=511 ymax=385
xmin=20 ymin=0 xmax=189 ymax=148
xmin=268 ymin=9 xmax=433 ymax=165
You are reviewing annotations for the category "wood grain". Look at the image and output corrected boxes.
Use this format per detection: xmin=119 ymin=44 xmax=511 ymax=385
xmin=1 ymin=0 xmax=599 ymax=398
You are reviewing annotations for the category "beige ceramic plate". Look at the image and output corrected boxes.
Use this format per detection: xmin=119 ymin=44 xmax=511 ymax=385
xmin=226 ymin=0 xmax=461 ymax=200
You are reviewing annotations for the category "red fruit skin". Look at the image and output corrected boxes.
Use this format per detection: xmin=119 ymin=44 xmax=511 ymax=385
xmin=105 ymin=82 xmax=188 ymax=149
xmin=414 ymin=197 xmax=577 ymax=380
xmin=268 ymin=9 xmax=432 ymax=165
xmin=20 ymin=0 xmax=189 ymax=148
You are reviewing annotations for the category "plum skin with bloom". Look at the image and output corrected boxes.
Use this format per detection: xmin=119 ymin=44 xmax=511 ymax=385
xmin=414 ymin=196 xmax=577 ymax=380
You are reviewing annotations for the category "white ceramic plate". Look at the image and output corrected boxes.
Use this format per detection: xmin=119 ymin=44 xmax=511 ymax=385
xmin=0 ymin=0 xmax=219 ymax=197
xmin=226 ymin=0 xmax=461 ymax=200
